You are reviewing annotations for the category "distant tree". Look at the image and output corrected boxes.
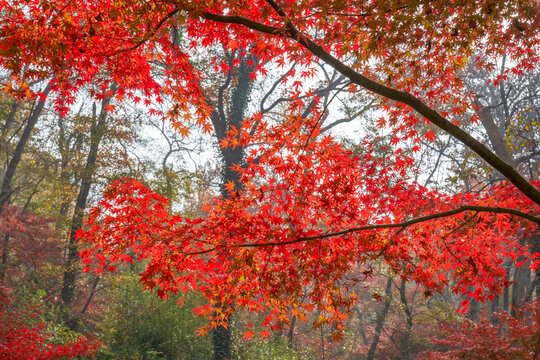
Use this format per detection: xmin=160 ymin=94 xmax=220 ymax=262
xmin=420 ymin=300 xmax=540 ymax=360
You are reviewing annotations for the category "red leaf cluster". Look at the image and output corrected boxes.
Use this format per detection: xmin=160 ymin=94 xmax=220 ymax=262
xmin=0 ymin=287 xmax=100 ymax=359
xmin=77 ymin=115 xmax=540 ymax=334
xmin=420 ymin=301 xmax=540 ymax=360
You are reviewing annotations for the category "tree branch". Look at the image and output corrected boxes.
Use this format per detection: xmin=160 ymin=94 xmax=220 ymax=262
xmin=238 ymin=205 xmax=540 ymax=248
xmin=183 ymin=206 xmax=539 ymax=256
xmin=115 ymin=8 xmax=180 ymax=54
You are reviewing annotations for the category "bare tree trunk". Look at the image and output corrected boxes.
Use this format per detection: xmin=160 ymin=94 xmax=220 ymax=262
xmin=80 ymin=275 xmax=100 ymax=315
xmin=398 ymin=280 xmax=413 ymax=360
xmin=287 ymin=316 xmax=296 ymax=348
xmin=490 ymin=294 xmax=500 ymax=323
xmin=366 ymin=277 xmax=393 ymax=360
xmin=468 ymin=288 xmax=479 ymax=320
xmin=475 ymin=102 xmax=514 ymax=166
xmin=533 ymin=236 xmax=540 ymax=299
xmin=503 ymin=262 xmax=511 ymax=312
xmin=0 ymin=99 xmax=19 ymax=155
xmin=0 ymin=83 xmax=51 ymax=282
xmin=511 ymin=237 xmax=531 ymax=316
xmin=60 ymin=94 xmax=112 ymax=326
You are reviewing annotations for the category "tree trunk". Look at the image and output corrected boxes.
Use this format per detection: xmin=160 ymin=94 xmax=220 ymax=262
xmin=208 ymin=54 xmax=256 ymax=360
xmin=287 ymin=316 xmax=296 ymax=348
xmin=0 ymin=235 xmax=10 ymax=282
xmin=398 ymin=280 xmax=413 ymax=360
xmin=0 ymin=83 xmax=51 ymax=282
xmin=468 ymin=289 xmax=479 ymax=320
xmin=476 ymin=103 xmax=514 ymax=166
xmin=490 ymin=294 xmax=500 ymax=323
xmin=0 ymin=99 xmax=19 ymax=156
xmin=511 ymin=237 xmax=531 ymax=316
xmin=60 ymin=95 xmax=112 ymax=324
xmin=533 ymin=236 xmax=540 ymax=299
xmin=366 ymin=277 xmax=393 ymax=360
xmin=503 ymin=262 xmax=511 ymax=312
xmin=81 ymin=275 xmax=101 ymax=315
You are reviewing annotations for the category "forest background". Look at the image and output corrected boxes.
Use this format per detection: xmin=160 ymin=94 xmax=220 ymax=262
xmin=0 ymin=0 xmax=539 ymax=359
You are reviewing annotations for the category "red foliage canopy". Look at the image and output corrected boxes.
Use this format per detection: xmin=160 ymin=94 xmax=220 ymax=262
xmin=420 ymin=301 xmax=540 ymax=360
xmin=1 ymin=0 xmax=540 ymax=339
xmin=0 ymin=206 xmax=61 ymax=280
xmin=77 ymin=116 xmax=539 ymax=335
xmin=0 ymin=287 xmax=100 ymax=359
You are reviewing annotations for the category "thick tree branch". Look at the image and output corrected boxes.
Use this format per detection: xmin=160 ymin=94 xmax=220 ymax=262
xmin=243 ymin=206 xmax=540 ymax=247
xmin=183 ymin=206 xmax=540 ymax=256
xmin=201 ymin=11 xmax=540 ymax=206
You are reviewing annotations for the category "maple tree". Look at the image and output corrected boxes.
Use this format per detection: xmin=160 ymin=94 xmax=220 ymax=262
xmin=0 ymin=82 xmax=51 ymax=281
xmin=420 ymin=300 xmax=540 ymax=359
xmin=1 ymin=0 xmax=540 ymax=357
xmin=0 ymin=205 xmax=60 ymax=285
xmin=0 ymin=285 xmax=100 ymax=359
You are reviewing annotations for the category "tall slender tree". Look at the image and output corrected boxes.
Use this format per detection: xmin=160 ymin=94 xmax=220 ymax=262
xmin=60 ymin=90 xmax=114 ymax=326
xmin=0 ymin=82 xmax=51 ymax=281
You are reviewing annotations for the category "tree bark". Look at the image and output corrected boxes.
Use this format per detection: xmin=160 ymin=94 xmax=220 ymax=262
xmin=60 ymin=94 xmax=112 ymax=323
xmin=0 ymin=84 xmax=52 ymax=209
xmin=210 ymin=54 xmax=256 ymax=360
xmin=503 ymin=262 xmax=511 ymax=312
xmin=0 ymin=99 xmax=19 ymax=156
xmin=398 ymin=280 xmax=413 ymax=360
xmin=476 ymin=101 xmax=514 ymax=166
xmin=0 ymin=83 xmax=51 ymax=282
xmin=287 ymin=316 xmax=296 ymax=348
xmin=511 ymin=237 xmax=531 ymax=317
xmin=533 ymin=235 xmax=540 ymax=299
xmin=81 ymin=275 xmax=100 ymax=315
xmin=366 ymin=277 xmax=393 ymax=360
